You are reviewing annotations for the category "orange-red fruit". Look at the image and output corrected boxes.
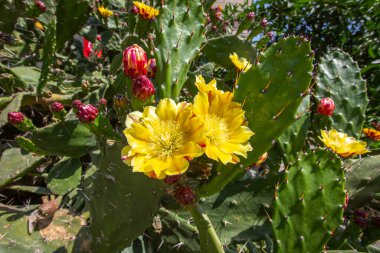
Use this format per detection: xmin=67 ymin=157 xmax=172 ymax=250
xmin=123 ymin=44 xmax=147 ymax=78
xmin=132 ymin=75 xmax=155 ymax=100
xmin=317 ymin=97 xmax=335 ymax=116
xmin=175 ymin=185 xmax=195 ymax=206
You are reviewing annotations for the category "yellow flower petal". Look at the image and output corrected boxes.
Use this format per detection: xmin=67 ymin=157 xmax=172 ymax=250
xmin=229 ymin=52 xmax=252 ymax=72
xmin=363 ymin=128 xmax=380 ymax=141
xmin=319 ymin=129 xmax=370 ymax=158
xmin=133 ymin=1 xmax=159 ymax=19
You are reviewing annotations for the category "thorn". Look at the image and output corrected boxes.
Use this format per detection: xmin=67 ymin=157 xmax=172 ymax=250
xmin=261 ymin=79 xmax=272 ymax=93
xmin=299 ymin=193 xmax=304 ymax=202
xmin=273 ymin=104 xmax=288 ymax=120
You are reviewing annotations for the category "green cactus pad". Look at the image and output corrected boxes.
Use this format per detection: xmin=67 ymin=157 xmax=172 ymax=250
xmin=154 ymin=0 xmax=205 ymax=99
xmin=345 ymin=155 xmax=380 ymax=210
xmin=272 ymin=149 xmax=345 ymax=253
xmin=30 ymin=120 xmax=96 ymax=157
xmin=46 ymin=157 xmax=82 ymax=195
xmin=315 ymin=49 xmax=368 ymax=138
xmin=200 ymin=172 xmax=279 ymax=245
xmin=277 ymin=96 xmax=311 ymax=164
xmin=0 ymin=148 xmax=44 ymax=188
xmin=202 ymin=35 xmax=257 ymax=69
xmin=87 ymin=142 xmax=165 ymax=252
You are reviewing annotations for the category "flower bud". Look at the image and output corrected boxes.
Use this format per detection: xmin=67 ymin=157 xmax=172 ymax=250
xmin=72 ymin=100 xmax=83 ymax=109
xmin=131 ymin=5 xmax=139 ymax=14
xmin=35 ymin=0 xmax=46 ymax=12
xmin=50 ymin=102 xmax=64 ymax=112
xmin=113 ymin=94 xmax=128 ymax=111
xmin=132 ymin=75 xmax=155 ymax=100
xmin=175 ymin=185 xmax=195 ymax=206
xmin=164 ymin=175 xmax=181 ymax=185
xmin=260 ymin=18 xmax=268 ymax=28
xmin=8 ymin=112 xmax=24 ymax=124
xmin=215 ymin=11 xmax=223 ymax=21
xmin=212 ymin=25 xmax=218 ymax=31
xmin=77 ymin=104 xmax=99 ymax=123
xmin=146 ymin=58 xmax=157 ymax=78
xmin=123 ymin=44 xmax=148 ymax=78
xmin=246 ymin=12 xmax=255 ymax=20
xmin=267 ymin=31 xmax=274 ymax=39
xmin=317 ymin=97 xmax=335 ymax=116
xmin=99 ymin=98 xmax=107 ymax=106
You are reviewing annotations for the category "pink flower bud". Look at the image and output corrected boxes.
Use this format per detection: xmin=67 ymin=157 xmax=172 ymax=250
xmin=267 ymin=31 xmax=274 ymax=39
xmin=99 ymin=98 xmax=107 ymax=105
xmin=246 ymin=12 xmax=255 ymax=20
xmin=317 ymin=97 xmax=335 ymax=116
xmin=132 ymin=75 xmax=155 ymax=100
xmin=50 ymin=102 xmax=64 ymax=112
xmin=7 ymin=112 xmax=24 ymax=124
xmin=35 ymin=0 xmax=46 ymax=12
xmin=175 ymin=185 xmax=195 ymax=206
xmin=77 ymin=104 xmax=98 ymax=123
xmin=146 ymin=58 xmax=157 ymax=78
xmin=260 ymin=18 xmax=268 ymax=28
xmin=131 ymin=5 xmax=139 ymax=14
xmin=72 ymin=100 xmax=83 ymax=109
xmin=123 ymin=44 xmax=148 ymax=78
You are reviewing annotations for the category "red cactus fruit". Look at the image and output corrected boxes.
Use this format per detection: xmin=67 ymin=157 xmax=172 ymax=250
xmin=175 ymin=185 xmax=196 ymax=206
xmin=50 ymin=102 xmax=64 ymax=112
xmin=7 ymin=112 xmax=24 ymax=124
xmin=77 ymin=104 xmax=99 ymax=123
xmin=123 ymin=44 xmax=148 ymax=78
xmin=317 ymin=97 xmax=335 ymax=116
xmin=132 ymin=75 xmax=155 ymax=100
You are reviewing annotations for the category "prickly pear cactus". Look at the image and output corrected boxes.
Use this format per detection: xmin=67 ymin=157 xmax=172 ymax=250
xmin=38 ymin=17 xmax=56 ymax=95
xmin=272 ymin=149 xmax=345 ymax=253
xmin=87 ymin=143 xmax=165 ymax=252
xmin=345 ymin=154 xmax=380 ymax=210
xmin=315 ymin=49 xmax=368 ymax=138
xmin=200 ymin=36 xmax=313 ymax=196
xmin=154 ymin=0 xmax=205 ymax=99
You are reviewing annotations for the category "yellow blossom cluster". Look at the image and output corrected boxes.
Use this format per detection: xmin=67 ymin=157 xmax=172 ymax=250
xmin=229 ymin=53 xmax=252 ymax=72
xmin=98 ymin=6 xmax=113 ymax=18
xmin=133 ymin=1 xmax=159 ymax=19
xmin=121 ymin=75 xmax=254 ymax=179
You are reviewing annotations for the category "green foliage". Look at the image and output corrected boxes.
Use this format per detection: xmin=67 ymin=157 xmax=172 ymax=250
xmin=315 ymin=49 xmax=368 ymax=138
xmin=154 ymin=0 xmax=205 ymax=99
xmin=345 ymin=155 xmax=380 ymax=210
xmin=47 ymin=157 xmax=82 ymax=195
xmin=273 ymin=149 xmax=345 ymax=253
xmin=30 ymin=120 xmax=96 ymax=157
xmin=0 ymin=0 xmax=29 ymax=33
xmin=56 ymin=0 xmax=90 ymax=50
xmin=203 ymin=35 xmax=257 ymax=69
xmin=87 ymin=143 xmax=165 ymax=252
xmin=38 ymin=17 xmax=57 ymax=95
xmin=0 ymin=92 xmax=24 ymax=128
xmin=0 ymin=148 xmax=44 ymax=188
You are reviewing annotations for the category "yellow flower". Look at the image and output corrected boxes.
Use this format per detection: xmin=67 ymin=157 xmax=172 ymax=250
xmin=195 ymin=75 xmax=221 ymax=96
xmin=229 ymin=52 xmax=252 ymax=72
xmin=34 ymin=21 xmax=44 ymax=31
xmin=98 ymin=5 xmax=113 ymax=18
xmin=363 ymin=128 xmax=380 ymax=141
xmin=122 ymin=99 xmax=204 ymax=179
xmin=133 ymin=1 xmax=159 ymax=19
xmin=193 ymin=89 xmax=254 ymax=164
xmin=319 ymin=129 xmax=370 ymax=157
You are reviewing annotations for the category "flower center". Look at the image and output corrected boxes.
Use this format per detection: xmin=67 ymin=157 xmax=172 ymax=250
xmin=203 ymin=114 xmax=229 ymax=145
xmin=151 ymin=121 xmax=184 ymax=159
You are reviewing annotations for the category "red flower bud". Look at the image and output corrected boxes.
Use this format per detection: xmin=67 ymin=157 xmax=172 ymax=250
xmin=211 ymin=25 xmax=218 ymax=31
xmin=175 ymin=185 xmax=195 ymax=206
xmin=146 ymin=58 xmax=157 ymax=78
xmin=267 ymin=31 xmax=274 ymax=39
xmin=164 ymin=175 xmax=181 ymax=185
xmin=7 ymin=112 xmax=24 ymax=124
xmin=99 ymin=98 xmax=107 ymax=105
xmin=50 ymin=102 xmax=64 ymax=112
xmin=131 ymin=5 xmax=139 ymax=14
xmin=72 ymin=100 xmax=83 ymax=109
xmin=260 ymin=18 xmax=268 ymax=28
xmin=123 ymin=44 xmax=148 ymax=78
xmin=317 ymin=97 xmax=335 ymax=116
xmin=132 ymin=75 xmax=155 ymax=100
xmin=77 ymin=104 xmax=98 ymax=123
xmin=246 ymin=12 xmax=255 ymax=20
xmin=215 ymin=11 xmax=223 ymax=21
xmin=35 ymin=0 xmax=46 ymax=12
